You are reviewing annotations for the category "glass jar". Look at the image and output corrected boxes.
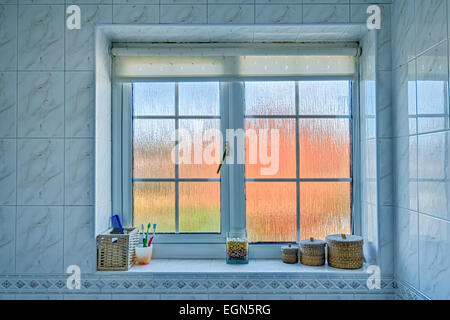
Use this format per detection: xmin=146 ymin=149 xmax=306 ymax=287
xmin=226 ymin=232 xmax=249 ymax=264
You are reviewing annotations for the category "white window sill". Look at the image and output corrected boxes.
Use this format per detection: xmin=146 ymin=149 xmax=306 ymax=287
xmin=97 ymin=259 xmax=368 ymax=275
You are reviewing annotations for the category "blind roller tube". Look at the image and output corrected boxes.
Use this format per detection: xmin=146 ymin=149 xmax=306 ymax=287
xmin=111 ymin=44 xmax=359 ymax=57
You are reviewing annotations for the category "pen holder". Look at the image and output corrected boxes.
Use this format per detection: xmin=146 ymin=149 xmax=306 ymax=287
xmin=135 ymin=245 xmax=153 ymax=265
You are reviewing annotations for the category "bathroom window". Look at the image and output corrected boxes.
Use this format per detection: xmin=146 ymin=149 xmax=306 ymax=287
xmin=111 ymin=47 xmax=358 ymax=254
xmin=126 ymin=80 xmax=352 ymax=243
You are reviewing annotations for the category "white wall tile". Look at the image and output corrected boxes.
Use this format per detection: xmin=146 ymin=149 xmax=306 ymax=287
xmin=391 ymin=0 xmax=415 ymax=69
xmin=416 ymin=41 xmax=449 ymax=135
xmin=417 ymin=131 xmax=450 ymax=221
xmin=18 ymin=5 xmax=64 ymax=71
xmin=207 ymin=5 xmax=254 ymax=23
xmin=18 ymin=72 xmax=64 ymax=138
xmin=160 ymin=5 xmax=207 ymax=23
xmin=255 ymin=5 xmax=301 ymax=24
xmin=64 ymin=206 xmax=95 ymax=273
xmin=419 ymin=214 xmax=450 ymax=299
xmin=303 ymin=4 xmax=349 ymax=24
xmin=395 ymin=208 xmax=419 ymax=289
xmin=16 ymin=206 xmax=63 ymax=273
xmin=394 ymin=135 xmax=418 ymax=212
xmin=0 ymin=140 xmax=16 ymax=206
xmin=65 ymin=139 xmax=94 ymax=205
xmin=0 ymin=72 xmax=17 ymax=138
xmin=65 ymin=72 xmax=95 ymax=138
xmin=113 ymin=4 xmax=158 ymax=23
xmin=0 ymin=206 xmax=16 ymax=273
xmin=17 ymin=139 xmax=64 ymax=205
xmin=415 ymin=0 xmax=447 ymax=56
xmin=0 ymin=5 xmax=17 ymax=71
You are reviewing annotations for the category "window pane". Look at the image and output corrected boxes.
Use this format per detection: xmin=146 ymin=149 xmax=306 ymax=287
xmin=245 ymin=118 xmax=296 ymax=178
xmin=300 ymin=182 xmax=351 ymax=240
xmin=299 ymin=119 xmax=350 ymax=178
xmin=179 ymin=82 xmax=220 ymax=116
xmin=133 ymin=119 xmax=174 ymax=178
xmin=298 ymin=81 xmax=350 ymax=115
xmin=245 ymin=81 xmax=295 ymax=115
xmin=246 ymin=182 xmax=297 ymax=243
xmin=179 ymin=119 xmax=221 ymax=178
xmin=133 ymin=83 xmax=175 ymax=116
xmin=179 ymin=182 xmax=220 ymax=233
xmin=133 ymin=182 xmax=175 ymax=233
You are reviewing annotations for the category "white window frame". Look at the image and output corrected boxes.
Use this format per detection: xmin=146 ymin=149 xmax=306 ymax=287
xmin=111 ymin=64 xmax=360 ymax=259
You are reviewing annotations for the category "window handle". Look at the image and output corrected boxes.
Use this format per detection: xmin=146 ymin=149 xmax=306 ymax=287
xmin=216 ymin=142 xmax=230 ymax=174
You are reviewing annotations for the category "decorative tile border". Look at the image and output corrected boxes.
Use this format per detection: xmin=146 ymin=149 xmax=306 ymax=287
xmin=1 ymin=273 xmax=395 ymax=298
xmin=396 ymin=281 xmax=429 ymax=300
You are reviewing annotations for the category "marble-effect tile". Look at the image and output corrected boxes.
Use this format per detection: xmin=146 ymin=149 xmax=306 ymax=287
xmin=65 ymin=139 xmax=94 ymax=206
xmin=18 ymin=72 xmax=64 ymax=138
xmin=17 ymin=139 xmax=64 ymax=205
xmin=0 ymin=5 xmax=17 ymax=71
xmin=18 ymin=5 xmax=64 ymax=70
xmin=0 ymin=140 xmax=16 ymax=205
xmin=16 ymin=206 xmax=63 ymax=274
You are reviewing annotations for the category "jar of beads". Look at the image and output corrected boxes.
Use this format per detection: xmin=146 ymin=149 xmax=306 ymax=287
xmin=226 ymin=232 xmax=249 ymax=264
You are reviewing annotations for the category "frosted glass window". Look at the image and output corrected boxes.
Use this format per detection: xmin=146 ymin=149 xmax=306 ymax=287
xmin=133 ymin=119 xmax=174 ymax=178
xmin=179 ymin=182 xmax=220 ymax=233
xmin=298 ymin=81 xmax=350 ymax=115
xmin=130 ymin=79 xmax=352 ymax=241
xmin=133 ymin=83 xmax=175 ymax=116
xmin=244 ymin=80 xmax=352 ymax=243
xmin=179 ymin=119 xmax=221 ymax=179
xmin=132 ymin=82 xmax=221 ymax=234
xmin=299 ymin=119 xmax=350 ymax=179
xmin=245 ymin=82 xmax=296 ymax=115
xmin=246 ymin=182 xmax=297 ymax=243
xmin=179 ymin=82 xmax=220 ymax=116
xmin=300 ymin=182 xmax=351 ymax=240
xmin=133 ymin=182 xmax=175 ymax=233
xmin=245 ymin=118 xmax=296 ymax=179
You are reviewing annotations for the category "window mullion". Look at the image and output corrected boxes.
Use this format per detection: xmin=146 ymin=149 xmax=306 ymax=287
xmin=220 ymin=82 xmax=230 ymax=237
xmin=228 ymin=81 xmax=246 ymax=236
xmin=295 ymin=81 xmax=300 ymax=243
xmin=175 ymin=82 xmax=179 ymax=234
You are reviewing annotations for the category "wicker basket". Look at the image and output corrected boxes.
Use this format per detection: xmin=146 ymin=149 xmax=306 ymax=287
xmin=326 ymin=234 xmax=364 ymax=270
xmin=299 ymin=238 xmax=326 ymax=266
xmin=97 ymin=227 xmax=141 ymax=271
xmin=281 ymin=244 xmax=299 ymax=264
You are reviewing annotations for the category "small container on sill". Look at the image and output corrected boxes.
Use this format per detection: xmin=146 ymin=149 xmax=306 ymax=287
xmin=326 ymin=234 xmax=364 ymax=270
xmin=281 ymin=244 xmax=299 ymax=264
xmin=299 ymin=238 xmax=326 ymax=266
xmin=226 ymin=232 xmax=249 ymax=264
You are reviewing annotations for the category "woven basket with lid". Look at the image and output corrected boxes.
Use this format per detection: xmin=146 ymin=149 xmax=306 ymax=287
xmin=281 ymin=244 xmax=299 ymax=264
xmin=326 ymin=234 xmax=364 ymax=270
xmin=299 ymin=238 xmax=326 ymax=266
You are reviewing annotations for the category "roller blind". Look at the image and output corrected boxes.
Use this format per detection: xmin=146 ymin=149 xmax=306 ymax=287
xmin=112 ymin=43 xmax=357 ymax=80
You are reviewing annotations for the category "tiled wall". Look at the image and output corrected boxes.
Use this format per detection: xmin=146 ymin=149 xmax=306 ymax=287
xmin=0 ymin=0 xmax=394 ymax=299
xmin=392 ymin=0 xmax=450 ymax=300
